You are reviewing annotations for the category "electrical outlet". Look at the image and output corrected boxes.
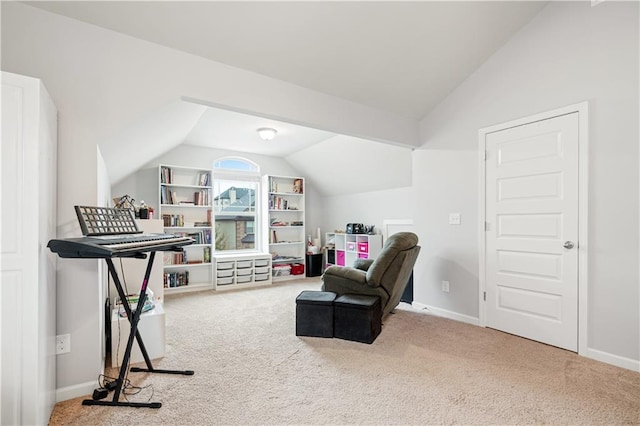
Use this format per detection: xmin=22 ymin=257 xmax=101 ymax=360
xmin=448 ymin=213 xmax=461 ymax=225
xmin=56 ymin=334 xmax=70 ymax=355
xmin=441 ymin=280 xmax=450 ymax=293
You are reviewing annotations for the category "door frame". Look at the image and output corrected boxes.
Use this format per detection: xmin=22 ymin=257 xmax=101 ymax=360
xmin=478 ymin=102 xmax=589 ymax=356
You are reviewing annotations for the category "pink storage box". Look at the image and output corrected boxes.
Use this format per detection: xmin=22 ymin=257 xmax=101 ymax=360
xmin=358 ymin=253 xmax=368 ymax=259
xmin=357 ymin=242 xmax=369 ymax=253
xmin=337 ymin=251 xmax=346 ymax=266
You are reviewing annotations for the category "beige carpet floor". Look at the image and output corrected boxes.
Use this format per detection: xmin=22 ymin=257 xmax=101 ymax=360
xmin=50 ymin=277 xmax=640 ymax=425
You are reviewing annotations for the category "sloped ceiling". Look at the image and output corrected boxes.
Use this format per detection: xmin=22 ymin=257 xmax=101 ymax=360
xmin=100 ymin=101 xmax=208 ymax=185
xmin=286 ymin=135 xmax=413 ymax=196
xmin=25 ymin=1 xmax=547 ymax=119
xmin=28 ymin=1 xmax=547 ymax=195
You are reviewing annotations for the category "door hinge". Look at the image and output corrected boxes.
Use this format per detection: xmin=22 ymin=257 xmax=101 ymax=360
xmin=484 ymin=151 xmax=487 ymax=161
xmin=484 ymin=221 xmax=489 ymax=231
xmin=483 ymin=291 xmax=486 ymax=301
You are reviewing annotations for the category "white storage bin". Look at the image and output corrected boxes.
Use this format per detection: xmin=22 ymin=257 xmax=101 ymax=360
xmin=255 ymin=266 xmax=270 ymax=274
xmin=272 ymin=265 xmax=291 ymax=277
xmin=236 ymin=275 xmax=251 ymax=283
xmin=217 ymin=270 xmax=234 ymax=278
xmin=255 ymin=273 xmax=269 ymax=281
xmin=217 ymin=277 xmax=234 ymax=285
xmin=236 ymin=268 xmax=252 ymax=276
xmin=255 ymin=258 xmax=270 ymax=267
xmin=217 ymin=262 xmax=234 ymax=270
xmin=237 ymin=260 xmax=253 ymax=269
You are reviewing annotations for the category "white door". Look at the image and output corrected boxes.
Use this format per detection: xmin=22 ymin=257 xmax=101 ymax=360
xmin=485 ymin=112 xmax=579 ymax=351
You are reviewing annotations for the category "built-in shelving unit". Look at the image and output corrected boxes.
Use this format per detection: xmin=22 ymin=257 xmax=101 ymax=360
xmin=213 ymin=253 xmax=272 ymax=289
xmin=159 ymin=164 xmax=214 ymax=294
xmin=325 ymin=233 xmax=383 ymax=268
xmin=262 ymin=175 xmax=306 ymax=281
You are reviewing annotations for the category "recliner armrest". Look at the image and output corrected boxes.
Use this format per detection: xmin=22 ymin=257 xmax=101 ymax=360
xmin=353 ymin=258 xmax=374 ymax=272
xmin=323 ymin=265 xmax=367 ymax=286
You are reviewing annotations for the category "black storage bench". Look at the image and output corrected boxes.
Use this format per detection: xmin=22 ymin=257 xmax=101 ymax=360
xmin=334 ymin=294 xmax=382 ymax=344
xmin=296 ymin=290 xmax=337 ymax=338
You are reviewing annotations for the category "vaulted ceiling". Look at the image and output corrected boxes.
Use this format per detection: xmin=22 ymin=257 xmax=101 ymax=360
xmin=24 ymin=1 xmax=548 ymax=194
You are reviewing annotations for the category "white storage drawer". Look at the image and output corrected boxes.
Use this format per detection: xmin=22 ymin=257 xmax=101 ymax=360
xmin=236 ymin=275 xmax=251 ymax=283
xmin=217 ymin=270 xmax=234 ymax=278
xmin=217 ymin=277 xmax=234 ymax=285
xmin=255 ymin=258 xmax=270 ymax=267
xmin=217 ymin=262 xmax=234 ymax=270
xmin=236 ymin=268 xmax=252 ymax=276
xmin=255 ymin=266 xmax=270 ymax=274
xmin=255 ymin=273 xmax=269 ymax=281
xmin=236 ymin=260 xmax=253 ymax=269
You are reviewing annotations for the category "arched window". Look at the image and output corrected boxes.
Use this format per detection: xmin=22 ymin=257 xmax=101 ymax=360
xmin=212 ymin=157 xmax=261 ymax=252
xmin=213 ymin=157 xmax=259 ymax=172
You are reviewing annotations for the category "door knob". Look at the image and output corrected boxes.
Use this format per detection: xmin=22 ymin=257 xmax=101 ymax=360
xmin=563 ymin=241 xmax=575 ymax=249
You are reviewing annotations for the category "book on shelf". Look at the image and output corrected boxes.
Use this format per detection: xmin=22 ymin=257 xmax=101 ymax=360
xmin=178 ymin=229 xmax=211 ymax=245
xmin=197 ymin=172 xmax=210 ymax=186
xmin=193 ymin=189 xmax=210 ymax=206
xmin=203 ymin=246 xmax=211 ymax=263
xmin=160 ymin=185 xmax=181 ymax=205
xmin=163 ymin=249 xmax=187 ymax=265
xmin=160 ymin=166 xmax=174 ymax=184
xmin=162 ymin=213 xmax=185 ymax=227
xmin=163 ymin=271 xmax=189 ymax=288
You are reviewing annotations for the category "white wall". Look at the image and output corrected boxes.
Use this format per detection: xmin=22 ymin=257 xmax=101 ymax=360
xmin=0 ymin=2 xmax=419 ymax=398
xmin=318 ymin=186 xmax=415 ymax=245
xmin=412 ymin=1 xmax=639 ymax=366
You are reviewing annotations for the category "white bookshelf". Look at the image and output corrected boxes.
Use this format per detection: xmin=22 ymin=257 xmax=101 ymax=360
xmin=262 ymin=175 xmax=306 ymax=281
xmin=159 ymin=164 xmax=214 ymax=294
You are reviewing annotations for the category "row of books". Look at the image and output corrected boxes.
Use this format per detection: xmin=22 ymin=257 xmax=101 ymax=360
xmin=196 ymin=172 xmax=210 ymax=187
xmin=160 ymin=166 xmax=174 ymax=184
xmin=164 ymin=250 xmax=188 ymax=265
xmin=160 ymin=186 xmax=211 ymax=206
xmin=164 ymin=271 xmax=189 ymax=288
xmin=160 ymin=166 xmax=210 ymax=187
xmin=162 ymin=211 xmax=212 ymax=228
xmin=163 ymin=213 xmax=185 ymax=227
xmin=194 ymin=189 xmax=210 ymax=206
xmin=173 ymin=229 xmax=212 ymax=245
xmin=268 ymin=195 xmax=299 ymax=210
xmin=163 ymin=247 xmax=211 ymax=265
xmin=268 ymin=178 xmax=303 ymax=194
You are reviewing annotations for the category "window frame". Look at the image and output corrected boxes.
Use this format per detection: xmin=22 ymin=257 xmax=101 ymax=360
xmin=212 ymin=157 xmax=262 ymax=254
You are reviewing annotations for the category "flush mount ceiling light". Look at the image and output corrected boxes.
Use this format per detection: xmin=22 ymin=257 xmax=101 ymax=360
xmin=257 ymin=127 xmax=277 ymax=141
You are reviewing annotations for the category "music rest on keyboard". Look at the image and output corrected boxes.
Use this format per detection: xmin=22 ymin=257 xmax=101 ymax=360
xmin=48 ymin=233 xmax=194 ymax=258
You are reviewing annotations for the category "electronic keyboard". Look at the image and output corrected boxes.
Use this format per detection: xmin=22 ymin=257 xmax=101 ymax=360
xmin=47 ymin=233 xmax=194 ymax=258
xmin=47 ymin=206 xmax=195 ymax=409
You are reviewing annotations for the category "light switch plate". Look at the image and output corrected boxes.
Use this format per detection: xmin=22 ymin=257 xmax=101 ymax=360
xmin=449 ymin=213 xmax=461 ymax=225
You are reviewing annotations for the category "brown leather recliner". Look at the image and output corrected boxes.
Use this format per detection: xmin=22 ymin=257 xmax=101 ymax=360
xmin=321 ymin=232 xmax=420 ymax=318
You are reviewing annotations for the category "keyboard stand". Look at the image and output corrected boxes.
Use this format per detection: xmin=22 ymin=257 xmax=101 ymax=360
xmin=82 ymin=252 xmax=194 ymax=409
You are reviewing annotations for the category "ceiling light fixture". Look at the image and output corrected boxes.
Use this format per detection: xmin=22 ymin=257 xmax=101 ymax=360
xmin=257 ymin=127 xmax=277 ymax=141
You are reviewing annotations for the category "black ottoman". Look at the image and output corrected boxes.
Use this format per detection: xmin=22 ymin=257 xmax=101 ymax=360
xmin=334 ymin=294 xmax=382 ymax=344
xmin=296 ymin=290 xmax=337 ymax=338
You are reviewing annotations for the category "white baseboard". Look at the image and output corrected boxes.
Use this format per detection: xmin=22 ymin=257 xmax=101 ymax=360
xmin=56 ymin=380 xmax=96 ymax=402
xmin=585 ymin=348 xmax=640 ymax=372
xmin=412 ymin=302 xmax=480 ymax=326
